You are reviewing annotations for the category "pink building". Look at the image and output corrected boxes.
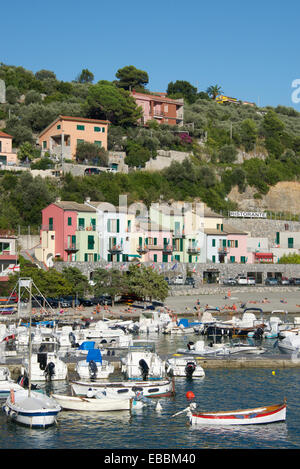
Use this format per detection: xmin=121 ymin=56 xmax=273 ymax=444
xmin=0 ymin=131 xmax=18 ymax=165
xmin=130 ymin=91 xmax=184 ymax=126
xmin=224 ymin=225 xmax=249 ymax=264
xmin=35 ymin=200 xmax=97 ymax=264
xmin=136 ymin=221 xmax=173 ymax=263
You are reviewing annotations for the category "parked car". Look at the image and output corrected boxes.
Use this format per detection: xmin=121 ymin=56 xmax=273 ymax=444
xmin=173 ymin=275 xmax=184 ymax=285
xmin=185 ymin=277 xmax=195 ymax=287
xmin=78 ymin=298 xmax=93 ymax=307
xmin=45 ymin=297 xmax=59 ymax=308
xmin=58 ymin=297 xmax=73 ymax=308
xmin=84 ymin=167 xmax=101 ymax=175
xmin=164 ymin=277 xmax=173 ymax=285
xmin=289 ymin=278 xmax=300 ymax=285
xmin=280 ymin=277 xmax=290 ymax=285
xmin=91 ymin=295 xmax=113 ymax=306
xmin=247 ymin=277 xmax=256 ymax=285
xmin=265 ymin=277 xmax=279 ymax=286
xmin=223 ymin=278 xmax=237 ymax=286
xmin=236 ymin=276 xmax=248 ymax=285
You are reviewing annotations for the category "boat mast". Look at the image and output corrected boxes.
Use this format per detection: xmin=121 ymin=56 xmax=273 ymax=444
xmin=28 ymin=278 xmax=32 ymax=397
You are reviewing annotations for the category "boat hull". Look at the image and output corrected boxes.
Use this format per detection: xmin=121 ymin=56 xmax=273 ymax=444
xmin=2 ymin=390 xmax=61 ymax=428
xmin=52 ymin=394 xmax=132 ymax=411
xmin=71 ymin=379 xmax=175 ymax=398
xmin=188 ymin=402 xmax=286 ymax=426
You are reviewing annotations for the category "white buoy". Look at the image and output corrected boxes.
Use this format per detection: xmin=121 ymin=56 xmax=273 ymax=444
xmin=156 ymin=401 xmax=162 ymax=411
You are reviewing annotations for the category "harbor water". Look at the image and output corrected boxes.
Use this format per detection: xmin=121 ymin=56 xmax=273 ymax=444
xmin=0 ymin=331 xmax=300 ymax=450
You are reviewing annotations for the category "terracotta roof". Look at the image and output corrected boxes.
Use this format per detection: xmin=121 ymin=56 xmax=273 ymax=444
xmin=0 ymin=131 xmax=13 ymax=139
xmin=53 ymin=201 xmax=97 ymax=212
xmin=204 ymin=224 xmax=247 ymax=236
xmin=38 ymin=115 xmax=110 ymax=138
xmin=131 ymin=91 xmax=184 ymax=105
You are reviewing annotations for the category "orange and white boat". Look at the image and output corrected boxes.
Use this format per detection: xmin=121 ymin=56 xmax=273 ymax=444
xmin=172 ymin=400 xmax=287 ymax=426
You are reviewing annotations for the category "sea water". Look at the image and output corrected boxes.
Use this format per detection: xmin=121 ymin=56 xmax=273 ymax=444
xmin=0 ymin=332 xmax=299 ymax=450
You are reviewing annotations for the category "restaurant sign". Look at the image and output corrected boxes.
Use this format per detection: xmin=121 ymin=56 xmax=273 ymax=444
xmin=229 ymin=211 xmax=267 ymax=218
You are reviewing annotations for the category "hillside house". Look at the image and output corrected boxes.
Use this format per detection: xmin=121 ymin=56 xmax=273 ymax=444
xmin=38 ymin=115 xmax=109 ymax=161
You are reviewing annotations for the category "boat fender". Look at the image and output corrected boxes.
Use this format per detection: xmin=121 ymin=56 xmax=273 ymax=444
xmin=10 ymin=389 xmax=15 ymax=404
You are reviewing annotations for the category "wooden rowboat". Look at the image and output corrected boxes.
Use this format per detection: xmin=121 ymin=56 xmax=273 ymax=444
xmin=172 ymin=400 xmax=287 ymax=426
xmin=51 ymin=393 xmax=134 ymax=412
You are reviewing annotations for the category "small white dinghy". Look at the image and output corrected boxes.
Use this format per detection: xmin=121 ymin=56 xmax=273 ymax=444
xmin=2 ymin=388 xmax=61 ymax=428
xmin=172 ymin=400 xmax=287 ymax=426
xmin=51 ymin=393 xmax=141 ymax=412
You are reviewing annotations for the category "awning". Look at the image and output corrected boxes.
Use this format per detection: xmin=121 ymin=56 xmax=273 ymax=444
xmin=127 ymin=254 xmax=141 ymax=258
xmin=255 ymin=253 xmax=273 ymax=259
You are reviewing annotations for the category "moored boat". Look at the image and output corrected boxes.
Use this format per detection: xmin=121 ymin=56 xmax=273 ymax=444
xmin=70 ymin=378 xmax=175 ymax=398
xmin=51 ymin=393 xmax=135 ymax=412
xmin=166 ymin=355 xmax=205 ymax=378
xmin=172 ymin=400 xmax=287 ymax=426
xmin=2 ymin=388 xmax=61 ymax=427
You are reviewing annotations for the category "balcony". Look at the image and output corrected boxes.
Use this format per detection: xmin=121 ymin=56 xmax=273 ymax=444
xmin=187 ymin=246 xmax=200 ymax=255
xmin=108 ymin=244 xmax=123 ymax=255
xmin=163 ymin=245 xmax=173 ymax=254
xmin=64 ymin=243 xmax=79 ymax=253
xmin=137 ymin=245 xmax=149 ymax=255
xmin=218 ymin=247 xmax=228 ymax=256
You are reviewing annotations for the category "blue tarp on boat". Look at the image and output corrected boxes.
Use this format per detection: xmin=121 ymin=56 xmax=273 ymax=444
xmin=86 ymin=348 xmax=102 ymax=363
xmin=78 ymin=341 xmax=95 ymax=350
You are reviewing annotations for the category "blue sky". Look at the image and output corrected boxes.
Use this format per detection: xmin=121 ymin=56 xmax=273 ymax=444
xmin=2 ymin=0 xmax=300 ymax=108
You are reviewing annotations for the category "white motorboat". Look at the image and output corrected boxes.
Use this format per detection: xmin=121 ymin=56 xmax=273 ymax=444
xmin=277 ymin=333 xmax=300 ymax=354
xmin=2 ymin=389 xmax=61 ymax=427
xmin=177 ymin=339 xmax=265 ymax=356
xmin=121 ymin=343 xmax=166 ymax=380
xmin=70 ymin=378 xmax=175 ymax=398
xmin=51 ymin=393 xmax=138 ymax=412
xmin=21 ymin=350 xmax=68 ymax=381
xmin=166 ymin=355 xmax=205 ymax=378
xmin=0 ymin=367 xmax=24 ymax=398
xmin=177 ymin=340 xmax=229 ymax=356
xmin=75 ymin=349 xmax=114 ymax=380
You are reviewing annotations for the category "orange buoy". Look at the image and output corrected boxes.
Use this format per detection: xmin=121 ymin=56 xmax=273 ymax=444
xmin=186 ymin=391 xmax=195 ymax=399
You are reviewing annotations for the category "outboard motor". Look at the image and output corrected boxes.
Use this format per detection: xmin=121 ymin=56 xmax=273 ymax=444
xmin=45 ymin=361 xmax=55 ymax=380
xmin=185 ymin=361 xmax=196 ymax=378
xmin=187 ymin=342 xmax=195 ymax=351
xmin=69 ymin=332 xmax=78 ymax=348
xmin=139 ymin=359 xmax=149 ymax=380
xmin=88 ymin=360 xmax=98 ymax=379
xmin=253 ymin=327 xmax=264 ymax=340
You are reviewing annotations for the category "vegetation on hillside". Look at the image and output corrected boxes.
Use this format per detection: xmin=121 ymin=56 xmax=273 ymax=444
xmin=2 ymin=63 xmax=300 ymax=230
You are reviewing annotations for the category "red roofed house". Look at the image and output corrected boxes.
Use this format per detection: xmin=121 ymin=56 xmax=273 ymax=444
xmin=130 ymin=91 xmax=184 ymax=126
xmin=0 ymin=131 xmax=18 ymax=165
